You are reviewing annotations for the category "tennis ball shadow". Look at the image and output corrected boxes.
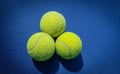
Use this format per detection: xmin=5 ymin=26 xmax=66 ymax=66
xmin=32 ymin=53 xmax=59 ymax=74
xmin=59 ymin=53 xmax=83 ymax=72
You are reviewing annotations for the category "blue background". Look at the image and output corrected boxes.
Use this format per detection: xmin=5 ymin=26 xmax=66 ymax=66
xmin=0 ymin=0 xmax=120 ymax=74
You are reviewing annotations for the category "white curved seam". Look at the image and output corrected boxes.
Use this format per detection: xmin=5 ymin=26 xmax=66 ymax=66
xmin=52 ymin=23 xmax=64 ymax=36
xmin=29 ymin=35 xmax=44 ymax=51
xmin=57 ymin=41 xmax=71 ymax=58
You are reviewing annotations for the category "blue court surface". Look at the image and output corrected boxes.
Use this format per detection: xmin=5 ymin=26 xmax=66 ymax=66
xmin=0 ymin=0 xmax=120 ymax=74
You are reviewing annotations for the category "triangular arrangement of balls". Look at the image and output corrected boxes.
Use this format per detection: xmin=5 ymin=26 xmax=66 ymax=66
xmin=27 ymin=11 xmax=82 ymax=61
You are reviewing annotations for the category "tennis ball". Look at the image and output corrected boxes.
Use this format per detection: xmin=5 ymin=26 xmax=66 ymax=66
xmin=27 ymin=32 xmax=55 ymax=61
xmin=56 ymin=32 xmax=82 ymax=59
xmin=40 ymin=11 xmax=66 ymax=38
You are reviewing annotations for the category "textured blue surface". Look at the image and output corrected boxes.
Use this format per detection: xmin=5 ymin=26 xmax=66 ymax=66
xmin=1 ymin=0 xmax=120 ymax=74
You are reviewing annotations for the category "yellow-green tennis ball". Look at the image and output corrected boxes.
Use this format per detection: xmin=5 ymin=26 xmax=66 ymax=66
xmin=56 ymin=32 xmax=82 ymax=59
xmin=27 ymin=32 xmax=55 ymax=61
xmin=40 ymin=11 xmax=66 ymax=38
